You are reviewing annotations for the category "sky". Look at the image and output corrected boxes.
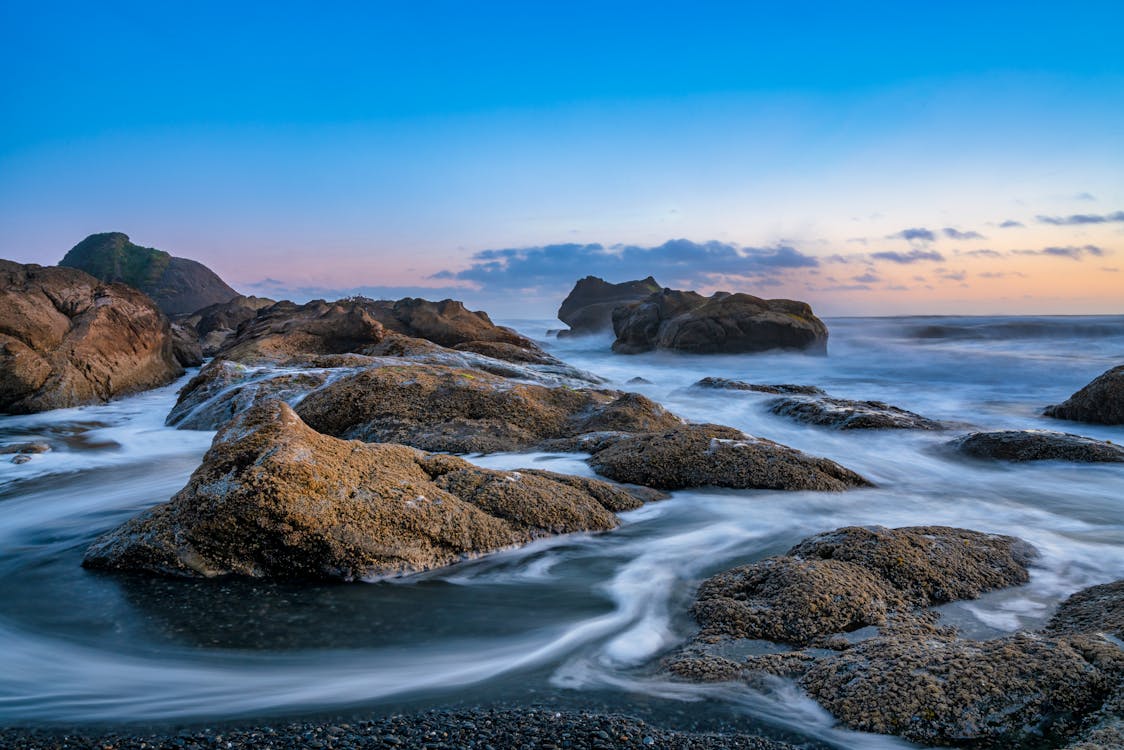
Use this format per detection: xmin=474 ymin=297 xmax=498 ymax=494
xmin=1 ymin=1 xmax=1122 ymax=317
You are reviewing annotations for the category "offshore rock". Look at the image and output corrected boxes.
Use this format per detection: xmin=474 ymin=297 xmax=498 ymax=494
xmin=85 ymin=401 xmax=654 ymax=580
xmin=611 ymin=289 xmax=828 ymax=355
xmin=768 ymin=395 xmax=945 ymax=430
xmin=1044 ymin=365 xmax=1124 ymax=425
xmin=691 ymin=377 xmax=825 ymax=395
xmin=557 ymin=275 xmax=663 ymax=336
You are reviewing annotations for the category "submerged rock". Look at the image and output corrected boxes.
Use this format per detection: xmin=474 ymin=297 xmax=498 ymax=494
xmin=557 ymin=275 xmax=663 ymax=336
xmin=295 ymin=364 xmax=681 ymax=453
xmin=85 ymin=401 xmax=654 ymax=580
xmin=1044 ymin=365 xmax=1124 ymax=425
xmin=611 ymin=289 xmax=828 ymax=355
xmin=768 ymin=395 xmax=945 ymax=430
xmin=59 ymin=232 xmax=239 ymax=316
xmin=691 ymin=377 xmax=825 ymax=395
xmin=585 ymin=424 xmax=871 ymax=491
xmin=690 ymin=526 xmax=1033 ymax=646
xmin=0 ymin=260 xmax=183 ymax=414
xmin=949 ymin=430 xmax=1124 ymax=463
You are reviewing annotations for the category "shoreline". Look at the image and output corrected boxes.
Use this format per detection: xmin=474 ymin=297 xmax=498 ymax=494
xmin=0 ymin=707 xmax=812 ymax=750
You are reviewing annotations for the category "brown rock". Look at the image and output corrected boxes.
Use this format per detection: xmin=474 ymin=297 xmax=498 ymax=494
xmin=612 ymin=289 xmax=828 ymax=355
xmin=84 ymin=400 xmax=654 ymax=580
xmin=169 ymin=322 xmax=204 ymax=367
xmin=1046 ymin=579 xmax=1124 ymax=639
xmin=0 ymin=260 xmax=183 ymax=414
xmin=179 ymin=295 xmax=276 ymax=355
xmin=1044 ymin=365 xmax=1124 ymax=425
xmin=949 ymin=430 xmax=1124 ymax=463
xmin=586 ymin=424 xmax=871 ymax=491
xmin=556 ymin=275 xmax=663 ymax=336
xmin=295 ymin=364 xmax=681 ymax=453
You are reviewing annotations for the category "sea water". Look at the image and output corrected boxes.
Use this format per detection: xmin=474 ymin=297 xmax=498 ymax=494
xmin=0 ymin=316 xmax=1121 ymax=748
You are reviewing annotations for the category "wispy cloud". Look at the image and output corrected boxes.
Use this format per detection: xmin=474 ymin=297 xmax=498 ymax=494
xmin=999 ymin=220 xmax=1025 ymax=228
xmin=870 ymin=249 xmax=946 ymax=264
xmin=888 ymin=227 xmax=936 ymax=243
xmin=1011 ymin=244 xmax=1108 ymax=260
xmin=942 ymin=227 xmax=984 ymax=240
xmin=1074 ymin=192 xmax=1097 ymax=201
xmin=851 ymin=272 xmax=881 ymax=283
xmin=1036 ymin=211 xmax=1124 ymax=225
xmin=960 ymin=248 xmax=1003 ymax=258
xmin=433 ymin=239 xmax=820 ymax=292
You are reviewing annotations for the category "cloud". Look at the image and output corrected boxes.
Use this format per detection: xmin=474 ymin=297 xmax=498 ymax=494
xmin=888 ymin=227 xmax=937 ymax=243
xmin=871 ymin=249 xmax=946 ymax=264
xmin=1074 ymin=192 xmax=1097 ymax=201
xmin=943 ymin=228 xmax=984 ymax=240
xmin=999 ymin=220 xmax=1025 ymax=228
xmin=936 ymin=269 xmax=967 ymax=282
xmin=960 ymin=248 xmax=1003 ymax=258
xmin=1012 ymin=244 xmax=1108 ymax=260
xmin=433 ymin=239 xmax=820 ymax=293
xmin=1036 ymin=211 xmax=1124 ymax=225
xmin=851 ymin=272 xmax=881 ymax=283
xmin=978 ymin=271 xmax=1026 ymax=279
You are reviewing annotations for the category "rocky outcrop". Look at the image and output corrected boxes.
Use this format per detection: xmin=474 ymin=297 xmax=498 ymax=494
xmin=949 ymin=430 xmax=1124 ymax=463
xmin=59 ymin=232 xmax=239 ymax=316
xmin=1047 ymin=580 xmax=1124 ymax=639
xmin=169 ymin=323 xmax=203 ymax=367
xmin=1044 ymin=366 xmax=1124 ymax=425
xmin=295 ymin=364 xmax=682 ymax=453
xmin=611 ymin=290 xmax=828 ymax=355
xmin=557 ymin=276 xmax=663 ymax=336
xmin=212 ymin=297 xmax=551 ymax=366
xmin=179 ymin=295 xmax=276 ymax=355
xmin=690 ymin=526 xmax=1033 ymax=646
xmin=0 ymin=260 xmax=183 ymax=414
xmin=84 ymin=401 xmax=657 ymax=581
xmin=768 ymin=395 xmax=945 ymax=430
xmin=691 ymin=378 xmax=824 ymax=395
xmin=668 ymin=529 xmax=1124 ymax=749
xmin=583 ymin=425 xmax=870 ymax=491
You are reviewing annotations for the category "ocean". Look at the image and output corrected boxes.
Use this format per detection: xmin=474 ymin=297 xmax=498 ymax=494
xmin=1 ymin=315 xmax=1121 ymax=748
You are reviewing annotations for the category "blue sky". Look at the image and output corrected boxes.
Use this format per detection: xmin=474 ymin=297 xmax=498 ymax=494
xmin=2 ymin=1 xmax=1122 ymax=315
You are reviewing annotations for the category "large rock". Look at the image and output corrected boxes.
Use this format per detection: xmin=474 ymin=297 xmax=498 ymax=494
xmin=169 ymin=322 xmax=204 ymax=367
xmin=557 ymin=275 xmax=663 ymax=336
xmin=179 ymin=294 xmax=276 ymax=355
xmin=0 ymin=260 xmax=183 ymax=413
xmin=611 ymin=289 xmax=828 ymax=355
xmin=691 ymin=377 xmax=825 ymax=396
xmin=768 ymin=395 xmax=944 ymax=430
xmin=949 ymin=430 xmax=1124 ymax=463
xmin=84 ymin=401 xmax=655 ymax=580
xmin=59 ymin=232 xmax=239 ymax=316
xmin=585 ymin=425 xmax=870 ymax=491
xmin=1044 ymin=366 xmax=1124 ymax=425
xmin=800 ymin=631 xmax=1122 ymax=748
xmin=1046 ymin=580 xmax=1124 ymax=639
xmin=690 ymin=526 xmax=1033 ymax=645
xmin=213 ymin=297 xmax=553 ymax=366
xmin=295 ymin=364 xmax=682 ymax=453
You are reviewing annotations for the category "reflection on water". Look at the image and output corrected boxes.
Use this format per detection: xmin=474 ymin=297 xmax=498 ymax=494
xmin=0 ymin=316 xmax=1121 ymax=748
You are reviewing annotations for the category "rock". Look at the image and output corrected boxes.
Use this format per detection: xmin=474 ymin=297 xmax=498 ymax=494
xmin=768 ymin=395 xmax=944 ymax=429
xmin=295 ymin=364 xmax=682 ymax=453
xmin=0 ymin=441 xmax=49 ymax=454
xmin=1044 ymin=366 xmax=1124 ymax=425
xmin=165 ymin=359 xmax=334 ymax=430
xmin=1046 ymin=580 xmax=1124 ymax=639
xmin=10 ymin=455 xmax=31 ymax=464
xmin=84 ymin=400 xmax=656 ymax=580
xmin=586 ymin=425 xmax=870 ymax=491
xmin=557 ymin=276 xmax=663 ymax=336
xmin=949 ymin=430 xmax=1124 ymax=463
xmin=611 ymin=289 xmax=828 ymax=355
xmin=692 ymin=377 xmax=825 ymax=395
xmin=626 ymin=377 xmax=652 ymax=385
xmin=59 ymin=232 xmax=239 ymax=316
xmin=800 ymin=631 xmax=1122 ymax=747
xmin=690 ymin=526 xmax=1033 ymax=645
xmin=0 ymin=260 xmax=183 ymax=414
xmin=213 ymin=296 xmax=550 ymax=365
xmin=169 ymin=323 xmax=204 ymax=367
xmin=178 ymin=295 xmax=276 ymax=355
